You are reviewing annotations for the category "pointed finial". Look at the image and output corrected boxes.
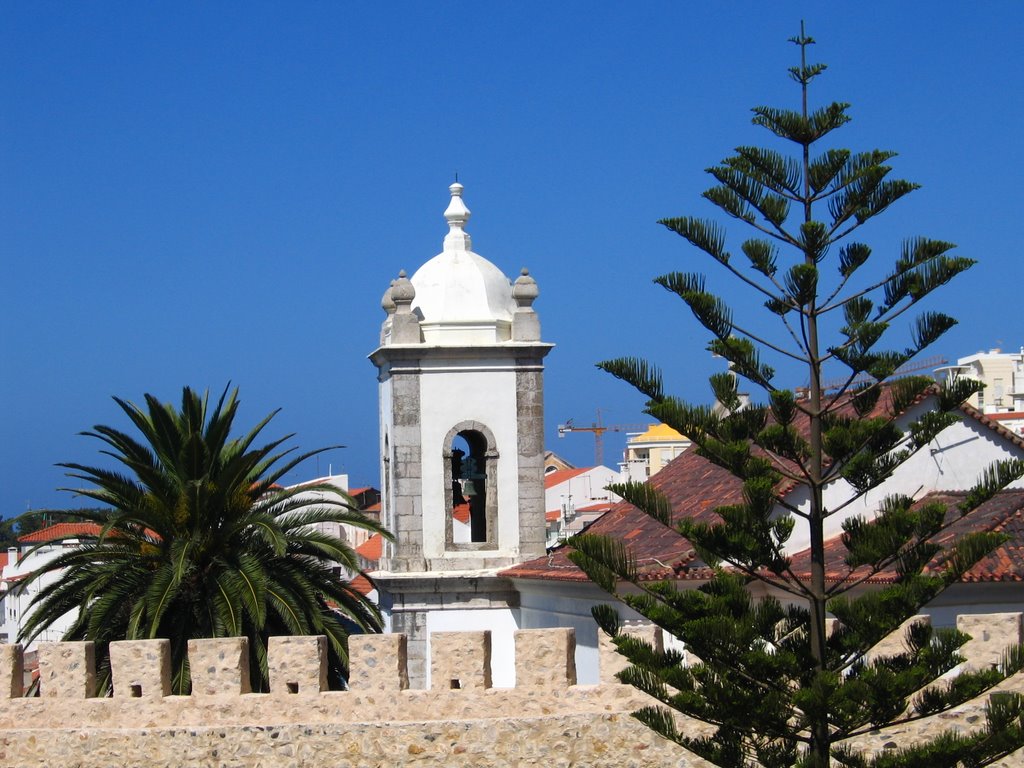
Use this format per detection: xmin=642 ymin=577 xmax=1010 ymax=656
xmin=443 ymin=182 xmax=472 ymax=253
xmin=391 ymin=270 xmax=415 ymax=306
xmin=381 ymin=279 xmax=396 ymax=314
xmin=513 ymin=267 xmax=539 ymax=307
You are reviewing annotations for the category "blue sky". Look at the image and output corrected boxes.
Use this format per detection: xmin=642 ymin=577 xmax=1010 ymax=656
xmin=2 ymin=2 xmax=1021 ymax=515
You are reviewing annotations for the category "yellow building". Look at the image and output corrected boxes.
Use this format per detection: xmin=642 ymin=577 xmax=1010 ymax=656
xmin=619 ymin=423 xmax=692 ymax=481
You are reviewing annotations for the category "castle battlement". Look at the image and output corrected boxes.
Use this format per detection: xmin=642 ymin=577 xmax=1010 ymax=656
xmin=0 ymin=617 xmax=1020 ymax=767
xmin=0 ymin=628 xmax=587 ymax=708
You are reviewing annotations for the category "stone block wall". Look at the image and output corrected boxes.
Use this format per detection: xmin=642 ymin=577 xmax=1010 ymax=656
xmin=0 ymin=618 xmax=1021 ymax=767
xmin=268 ymin=635 xmax=328 ymax=696
xmin=109 ymin=638 xmax=171 ymax=698
xmin=430 ymin=631 xmax=491 ymax=690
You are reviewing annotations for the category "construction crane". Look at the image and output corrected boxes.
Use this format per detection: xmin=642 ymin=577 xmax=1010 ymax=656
xmin=799 ymin=355 xmax=949 ymax=396
xmin=557 ymin=410 xmax=648 ymax=466
xmin=828 ymin=355 xmax=948 ymax=391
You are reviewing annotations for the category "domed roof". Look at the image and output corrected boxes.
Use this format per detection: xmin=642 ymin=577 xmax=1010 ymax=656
xmin=410 ymin=183 xmax=516 ymax=344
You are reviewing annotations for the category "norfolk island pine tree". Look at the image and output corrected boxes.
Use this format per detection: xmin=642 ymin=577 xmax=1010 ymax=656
xmin=568 ymin=27 xmax=1024 ymax=768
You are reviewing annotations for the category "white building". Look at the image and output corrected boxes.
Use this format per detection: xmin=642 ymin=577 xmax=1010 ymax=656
xmin=936 ymin=347 xmax=1024 ymax=418
xmin=369 ymin=182 xmax=552 ymax=688
xmin=543 ymin=465 xmax=621 ymax=547
xmin=284 ymin=473 xmax=379 ymax=555
xmin=0 ymin=523 xmax=99 ymax=651
xmin=0 ymin=479 xmax=378 ymax=652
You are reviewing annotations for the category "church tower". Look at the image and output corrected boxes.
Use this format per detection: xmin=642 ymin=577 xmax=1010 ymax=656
xmin=369 ymin=183 xmax=552 ymax=687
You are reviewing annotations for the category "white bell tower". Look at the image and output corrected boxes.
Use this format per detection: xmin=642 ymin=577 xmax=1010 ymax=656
xmin=369 ymin=183 xmax=552 ymax=687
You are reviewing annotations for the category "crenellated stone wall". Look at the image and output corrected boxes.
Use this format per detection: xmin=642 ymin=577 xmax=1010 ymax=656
xmin=0 ymin=618 xmax=1021 ymax=767
xmin=0 ymin=628 xmax=702 ymax=768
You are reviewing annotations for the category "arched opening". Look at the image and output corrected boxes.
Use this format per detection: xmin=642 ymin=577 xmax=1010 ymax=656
xmin=450 ymin=431 xmax=488 ymax=542
xmin=443 ymin=422 xmax=498 ymax=551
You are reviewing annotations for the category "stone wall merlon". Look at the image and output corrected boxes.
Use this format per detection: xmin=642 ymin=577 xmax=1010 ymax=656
xmin=1 ymin=628 xmax=583 ymax=700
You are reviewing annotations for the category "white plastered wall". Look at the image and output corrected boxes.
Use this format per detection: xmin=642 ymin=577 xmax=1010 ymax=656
xmin=544 ymin=466 xmax=622 ymax=515
xmin=783 ymin=402 xmax=1024 ymax=554
xmin=1 ymin=544 xmax=79 ymax=651
xmin=418 ymin=358 xmax=522 ymax=560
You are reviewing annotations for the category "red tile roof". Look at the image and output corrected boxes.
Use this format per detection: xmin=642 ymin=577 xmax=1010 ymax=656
xmin=545 ymin=510 xmax=561 ymax=523
xmin=575 ymin=502 xmax=616 ymax=514
xmin=452 ymin=502 xmax=471 ymax=525
xmin=785 ymin=490 xmax=1024 ymax=585
xmin=356 ymin=533 xmax=383 ymax=562
xmin=18 ymin=522 xmax=103 ymax=543
xmin=504 ymin=448 xmax=731 ymax=582
xmin=349 ymin=573 xmax=375 ymax=596
xmin=544 ymin=467 xmax=589 ymax=489
xmin=971 ymin=501 xmax=1024 ymax=582
xmin=505 ymin=390 xmax=1024 ymax=585
xmin=960 ymin=403 xmax=1024 ymax=451
xmin=983 ymin=412 xmax=1024 ymax=422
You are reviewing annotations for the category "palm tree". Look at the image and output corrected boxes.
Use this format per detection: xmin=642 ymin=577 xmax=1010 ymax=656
xmin=19 ymin=386 xmax=390 ymax=694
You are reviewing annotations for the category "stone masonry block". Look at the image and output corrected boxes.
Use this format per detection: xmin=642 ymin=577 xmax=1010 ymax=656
xmin=515 ymin=628 xmax=577 ymax=687
xmin=110 ymin=639 xmax=171 ymax=699
xmin=0 ymin=643 xmax=24 ymax=698
xmin=599 ymin=625 xmax=663 ymax=684
xmin=431 ymin=631 xmax=491 ymax=691
xmin=865 ymin=615 xmax=931 ymax=664
xmin=39 ymin=641 xmax=96 ymax=699
xmin=188 ymin=637 xmax=251 ymax=695
xmin=269 ymin=636 xmax=327 ymax=695
xmin=349 ymin=633 xmax=409 ymax=691
xmin=958 ymin=612 xmax=1023 ymax=671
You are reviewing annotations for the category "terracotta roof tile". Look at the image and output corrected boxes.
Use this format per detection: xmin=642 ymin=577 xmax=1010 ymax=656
xmin=544 ymin=467 xmax=590 ymax=489
xmin=506 ymin=384 xmax=1024 ymax=585
xmin=349 ymin=573 xmax=375 ymax=596
xmin=452 ymin=502 xmax=471 ymax=524
xmin=356 ymin=533 xmax=383 ymax=562
xmin=960 ymin=403 xmax=1024 ymax=451
xmin=983 ymin=411 xmax=1024 ymax=421
xmin=18 ymin=522 xmax=102 ymax=543
xmin=574 ymin=501 xmax=616 ymax=514
xmin=504 ymin=449 xmax=732 ymax=582
xmin=784 ymin=490 xmax=1024 ymax=585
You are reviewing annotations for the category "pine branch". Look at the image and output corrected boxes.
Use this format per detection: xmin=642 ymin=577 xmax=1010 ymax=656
xmin=957 ymin=459 xmax=1024 ymax=514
